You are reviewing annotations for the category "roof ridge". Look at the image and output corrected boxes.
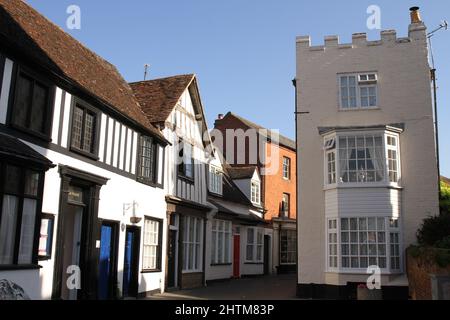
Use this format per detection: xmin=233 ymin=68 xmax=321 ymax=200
xmin=129 ymin=74 xmax=195 ymax=85
xmin=226 ymin=112 xmax=295 ymax=144
xmin=0 ymin=0 xmax=166 ymax=141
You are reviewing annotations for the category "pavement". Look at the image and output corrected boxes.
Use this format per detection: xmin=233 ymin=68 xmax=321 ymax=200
xmin=145 ymin=274 xmax=298 ymax=300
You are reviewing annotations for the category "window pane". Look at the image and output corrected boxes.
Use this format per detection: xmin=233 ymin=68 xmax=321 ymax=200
xmin=83 ymin=112 xmax=95 ymax=152
xmin=71 ymin=106 xmax=84 ymax=150
xmin=247 ymin=228 xmax=254 ymax=244
xmin=38 ymin=217 xmax=53 ymax=258
xmin=0 ymin=195 xmax=19 ymax=264
xmin=4 ymin=165 xmax=22 ymax=194
xmin=18 ymin=199 xmax=37 ymax=264
xmin=30 ymin=82 xmax=48 ymax=133
xmin=24 ymin=170 xmax=40 ymax=197
xmin=246 ymin=245 xmax=253 ymax=261
xmin=12 ymin=74 xmax=32 ymax=128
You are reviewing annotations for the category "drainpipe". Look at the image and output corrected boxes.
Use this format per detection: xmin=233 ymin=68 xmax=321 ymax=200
xmin=292 ymin=78 xmax=299 ymax=286
xmin=431 ymin=68 xmax=442 ymax=199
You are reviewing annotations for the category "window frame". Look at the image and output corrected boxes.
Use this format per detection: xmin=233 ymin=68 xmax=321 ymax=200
xmin=37 ymin=213 xmax=55 ymax=261
xmin=178 ymin=140 xmax=195 ymax=182
xmin=324 ymin=131 xmax=401 ymax=188
xmin=282 ymin=156 xmax=291 ymax=180
xmin=0 ymin=162 xmax=45 ymax=269
xmin=137 ymin=135 xmax=160 ymax=186
xmin=208 ymin=165 xmax=223 ymax=196
xmin=281 ymin=193 xmax=290 ymax=218
xmin=210 ymin=219 xmax=232 ymax=265
xmin=326 ymin=217 xmax=403 ymax=274
xmin=68 ymin=98 xmax=101 ymax=160
xmin=182 ymin=215 xmax=204 ymax=273
xmin=8 ymin=65 xmax=55 ymax=141
xmin=245 ymin=227 xmax=264 ymax=263
xmin=251 ymin=180 xmax=261 ymax=205
xmin=338 ymin=72 xmax=378 ymax=110
xmin=142 ymin=216 xmax=163 ymax=272
xmin=280 ymin=229 xmax=296 ymax=265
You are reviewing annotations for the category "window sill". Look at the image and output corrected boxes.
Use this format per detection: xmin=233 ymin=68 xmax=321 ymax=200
xmin=210 ymin=263 xmax=232 ymax=266
xmin=325 ymin=269 xmax=403 ymax=275
xmin=244 ymin=262 xmax=264 ymax=265
xmin=137 ymin=176 xmax=159 ymax=187
xmin=182 ymin=270 xmax=203 ymax=274
xmin=338 ymin=106 xmax=380 ymax=112
xmin=323 ymin=183 xmax=403 ymax=191
xmin=38 ymin=256 xmax=52 ymax=261
xmin=0 ymin=264 xmax=43 ymax=271
xmin=141 ymin=269 xmax=162 ymax=274
xmin=70 ymin=147 xmax=99 ymax=161
xmin=178 ymin=175 xmax=194 ymax=184
xmin=7 ymin=124 xmax=52 ymax=144
xmin=208 ymin=191 xmax=223 ymax=198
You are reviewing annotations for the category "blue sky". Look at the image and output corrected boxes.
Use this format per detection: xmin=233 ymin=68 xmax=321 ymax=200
xmin=27 ymin=0 xmax=450 ymax=176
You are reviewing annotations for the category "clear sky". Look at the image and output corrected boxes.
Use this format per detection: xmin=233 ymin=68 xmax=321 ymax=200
xmin=27 ymin=0 xmax=450 ymax=176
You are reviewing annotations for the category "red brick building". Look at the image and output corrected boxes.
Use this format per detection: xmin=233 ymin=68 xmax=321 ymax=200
xmin=214 ymin=112 xmax=297 ymax=273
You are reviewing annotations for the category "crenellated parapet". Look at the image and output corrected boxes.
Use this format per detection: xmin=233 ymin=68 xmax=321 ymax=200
xmin=296 ymin=22 xmax=427 ymax=52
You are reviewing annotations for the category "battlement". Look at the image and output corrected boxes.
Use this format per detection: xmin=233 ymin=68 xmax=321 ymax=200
xmin=296 ymin=23 xmax=427 ymax=52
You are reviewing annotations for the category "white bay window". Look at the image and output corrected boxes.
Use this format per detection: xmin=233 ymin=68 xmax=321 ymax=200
xmin=327 ymin=217 xmax=402 ymax=273
xmin=324 ymin=132 xmax=400 ymax=186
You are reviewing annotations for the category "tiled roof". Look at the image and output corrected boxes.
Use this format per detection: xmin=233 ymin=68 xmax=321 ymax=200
xmin=223 ymin=112 xmax=296 ymax=150
xmin=130 ymin=75 xmax=195 ymax=124
xmin=226 ymin=166 xmax=257 ymax=180
xmin=0 ymin=0 xmax=165 ymax=141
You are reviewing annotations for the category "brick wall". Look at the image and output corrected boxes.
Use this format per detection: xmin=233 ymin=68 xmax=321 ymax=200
xmin=214 ymin=114 xmax=297 ymax=222
xmin=264 ymin=143 xmax=297 ymax=220
xmin=407 ymin=248 xmax=450 ymax=300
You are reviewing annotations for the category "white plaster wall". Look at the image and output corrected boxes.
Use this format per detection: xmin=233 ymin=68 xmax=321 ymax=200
xmin=18 ymin=141 xmax=168 ymax=299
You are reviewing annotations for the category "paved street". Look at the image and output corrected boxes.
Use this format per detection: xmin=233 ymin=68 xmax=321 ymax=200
xmin=147 ymin=274 xmax=298 ymax=300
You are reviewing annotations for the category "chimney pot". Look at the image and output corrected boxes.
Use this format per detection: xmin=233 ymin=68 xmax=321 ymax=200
xmin=410 ymin=6 xmax=422 ymax=24
xmin=217 ymin=114 xmax=224 ymax=120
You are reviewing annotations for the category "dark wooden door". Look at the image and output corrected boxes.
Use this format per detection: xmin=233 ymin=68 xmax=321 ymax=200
xmin=123 ymin=226 xmax=140 ymax=297
xmin=167 ymin=229 xmax=177 ymax=288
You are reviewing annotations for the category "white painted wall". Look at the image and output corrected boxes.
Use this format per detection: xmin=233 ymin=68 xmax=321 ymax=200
xmin=0 ymin=77 xmax=167 ymax=298
xmin=296 ymin=22 xmax=440 ymax=287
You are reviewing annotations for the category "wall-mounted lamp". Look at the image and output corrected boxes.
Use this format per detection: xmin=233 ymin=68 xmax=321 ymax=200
xmin=123 ymin=201 xmax=141 ymax=224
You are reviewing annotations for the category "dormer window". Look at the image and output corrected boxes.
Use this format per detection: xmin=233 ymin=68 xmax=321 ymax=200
xmin=178 ymin=140 xmax=194 ymax=180
xmin=208 ymin=165 xmax=223 ymax=195
xmin=339 ymin=73 xmax=378 ymax=109
xmin=251 ymin=181 xmax=260 ymax=205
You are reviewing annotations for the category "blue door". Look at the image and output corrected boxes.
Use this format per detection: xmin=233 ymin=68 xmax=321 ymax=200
xmin=98 ymin=224 xmax=113 ymax=299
